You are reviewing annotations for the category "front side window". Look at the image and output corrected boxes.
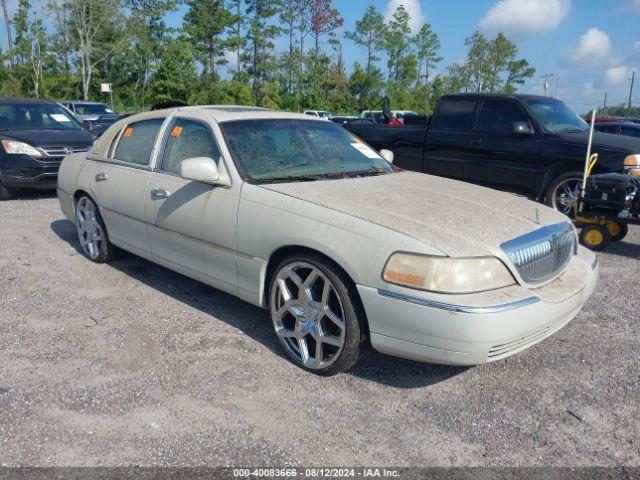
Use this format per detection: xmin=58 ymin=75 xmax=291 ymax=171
xmin=433 ymin=97 xmax=476 ymax=131
xmin=113 ymin=118 xmax=164 ymax=165
xmin=0 ymin=103 xmax=81 ymax=130
xmin=220 ymin=119 xmax=395 ymax=183
xmin=476 ymin=99 xmax=532 ymax=133
xmin=160 ymin=119 xmax=221 ymax=174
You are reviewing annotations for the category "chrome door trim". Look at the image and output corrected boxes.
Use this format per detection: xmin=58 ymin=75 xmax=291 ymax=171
xmin=377 ymin=289 xmax=540 ymax=314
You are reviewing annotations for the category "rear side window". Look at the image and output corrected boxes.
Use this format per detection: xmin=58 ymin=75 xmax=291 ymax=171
xmin=113 ymin=118 xmax=164 ymax=165
xmin=620 ymin=126 xmax=640 ymax=138
xmin=476 ymin=99 xmax=531 ymax=133
xmin=433 ymin=97 xmax=476 ymax=131
xmin=160 ymin=119 xmax=221 ymax=174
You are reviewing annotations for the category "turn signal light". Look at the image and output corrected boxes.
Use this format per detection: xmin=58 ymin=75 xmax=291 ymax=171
xmin=624 ymin=155 xmax=640 ymax=167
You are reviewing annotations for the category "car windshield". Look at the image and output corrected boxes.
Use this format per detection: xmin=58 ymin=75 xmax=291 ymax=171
xmin=74 ymin=103 xmax=111 ymax=115
xmin=220 ymin=119 xmax=395 ymax=183
xmin=525 ymin=98 xmax=588 ymax=133
xmin=318 ymin=111 xmax=331 ymax=118
xmin=0 ymin=102 xmax=81 ymax=130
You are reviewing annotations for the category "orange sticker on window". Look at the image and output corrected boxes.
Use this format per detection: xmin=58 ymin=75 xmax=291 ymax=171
xmin=171 ymin=126 xmax=183 ymax=137
xmin=123 ymin=127 xmax=133 ymax=137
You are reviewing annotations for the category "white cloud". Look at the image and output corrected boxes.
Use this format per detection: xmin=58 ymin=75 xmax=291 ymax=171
xmin=478 ymin=0 xmax=570 ymax=37
xmin=384 ymin=0 xmax=425 ymax=34
xmin=629 ymin=0 xmax=640 ymax=11
xmin=563 ymin=28 xmax=613 ymax=68
xmin=604 ymin=65 xmax=633 ymax=87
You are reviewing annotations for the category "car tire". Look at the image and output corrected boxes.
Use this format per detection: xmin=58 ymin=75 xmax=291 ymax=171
xmin=610 ymin=222 xmax=629 ymax=242
xmin=268 ymin=253 xmax=366 ymax=375
xmin=75 ymin=195 xmax=114 ymax=263
xmin=545 ymin=172 xmax=583 ymax=216
xmin=0 ymin=180 xmax=15 ymax=201
xmin=580 ymin=224 xmax=611 ymax=251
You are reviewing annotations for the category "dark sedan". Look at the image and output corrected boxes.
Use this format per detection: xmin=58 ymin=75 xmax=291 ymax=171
xmin=594 ymin=121 xmax=640 ymax=139
xmin=0 ymin=97 xmax=94 ymax=200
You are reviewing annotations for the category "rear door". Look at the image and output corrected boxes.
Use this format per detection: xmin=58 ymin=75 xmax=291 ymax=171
xmin=423 ymin=96 xmax=477 ymax=179
xmin=464 ymin=97 xmax=542 ymax=192
xmin=145 ymin=114 xmax=240 ymax=293
xmin=91 ymin=117 xmax=165 ymax=254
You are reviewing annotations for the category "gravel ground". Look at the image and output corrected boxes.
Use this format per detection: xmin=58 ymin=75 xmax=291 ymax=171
xmin=0 ymin=192 xmax=638 ymax=467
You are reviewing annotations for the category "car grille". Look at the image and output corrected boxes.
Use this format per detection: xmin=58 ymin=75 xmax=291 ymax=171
xmin=501 ymin=222 xmax=576 ymax=284
xmin=42 ymin=146 xmax=91 ymax=159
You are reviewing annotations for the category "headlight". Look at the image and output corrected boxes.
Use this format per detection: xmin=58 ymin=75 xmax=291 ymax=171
xmin=1 ymin=139 xmax=43 ymax=157
xmin=383 ymin=253 xmax=515 ymax=294
xmin=624 ymin=155 xmax=640 ymax=176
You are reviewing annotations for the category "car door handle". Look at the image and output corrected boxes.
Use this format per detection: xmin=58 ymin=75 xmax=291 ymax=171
xmin=151 ymin=186 xmax=171 ymax=199
xmin=470 ymin=137 xmax=482 ymax=145
xmin=95 ymin=172 xmax=108 ymax=182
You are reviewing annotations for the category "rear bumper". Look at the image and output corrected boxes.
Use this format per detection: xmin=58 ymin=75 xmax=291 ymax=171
xmin=358 ymin=252 xmax=599 ymax=365
xmin=1 ymin=156 xmax=61 ymax=189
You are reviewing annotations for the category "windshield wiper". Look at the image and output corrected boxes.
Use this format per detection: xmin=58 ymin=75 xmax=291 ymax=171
xmin=347 ymin=167 xmax=392 ymax=178
xmin=255 ymin=174 xmax=325 ymax=184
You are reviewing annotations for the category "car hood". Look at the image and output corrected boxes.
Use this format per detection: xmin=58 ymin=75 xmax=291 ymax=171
xmin=0 ymin=129 xmax=94 ymax=148
xmin=262 ymin=171 xmax=570 ymax=257
xmin=558 ymin=130 xmax=640 ymax=153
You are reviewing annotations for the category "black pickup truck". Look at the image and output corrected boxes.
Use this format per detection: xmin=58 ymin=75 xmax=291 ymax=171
xmin=344 ymin=93 xmax=640 ymax=215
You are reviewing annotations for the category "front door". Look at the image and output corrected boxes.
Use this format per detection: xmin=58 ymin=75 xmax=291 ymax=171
xmin=145 ymin=116 xmax=240 ymax=293
xmin=464 ymin=97 xmax=542 ymax=193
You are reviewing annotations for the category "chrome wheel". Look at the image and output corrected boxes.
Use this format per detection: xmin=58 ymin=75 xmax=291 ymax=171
xmin=270 ymin=261 xmax=346 ymax=370
xmin=551 ymin=177 xmax=581 ymax=216
xmin=76 ymin=197 xmax=104 ymax=260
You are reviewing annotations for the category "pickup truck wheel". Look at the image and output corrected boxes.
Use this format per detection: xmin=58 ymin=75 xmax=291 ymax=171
xmin=269 ymin=254 xmax=365 ymax=375
xmin=546 ymin=172 xmax=583 ymax=216
xmin=75 ymin=195 xmax=114 ymax=263
xmin=0 ymin=180 xmax=15 ymax=201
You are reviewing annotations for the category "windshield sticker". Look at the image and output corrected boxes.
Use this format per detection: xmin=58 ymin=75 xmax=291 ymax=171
xmin=171 ymin=126 xmax=183 ymax=137
xmin=51 ymin=114 xmax=72 ymax=122
xmin=351 ymin=142 xmax=381 ymax=159
xmin=123 ymin=127 xmax=133 ymax=137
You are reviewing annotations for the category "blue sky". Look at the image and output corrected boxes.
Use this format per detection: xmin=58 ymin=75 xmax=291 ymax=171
xmin=3 ymin=0 xmax=640 ymax=113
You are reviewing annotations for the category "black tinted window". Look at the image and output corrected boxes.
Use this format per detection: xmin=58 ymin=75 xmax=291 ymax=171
xmin=620 ymin=126 xmax=640 ymax=138
xmin=433 ymin=97 xmax=476 ymax=131
xmin=595 ymin=125 xmax=618 ymax=134
xmin=113 ymin=118 xmax=164 ymax=165
xmin=476 ymin=99 xmax=531 ymax=133
xmin=161 ymin=119 xmax=221 ymax=174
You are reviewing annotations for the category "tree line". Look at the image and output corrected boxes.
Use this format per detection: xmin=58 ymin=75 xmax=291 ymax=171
xmin=0 ymin=0 xmax=537 ymax=114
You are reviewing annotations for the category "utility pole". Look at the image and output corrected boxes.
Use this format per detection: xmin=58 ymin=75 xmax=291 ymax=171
xmin=627 ymin=71 xmax=635 ymax=117
xmin=603 ymin=91 xmax=607 ymax=110
xmin=541 ymin=73 xmax=554 ymax=97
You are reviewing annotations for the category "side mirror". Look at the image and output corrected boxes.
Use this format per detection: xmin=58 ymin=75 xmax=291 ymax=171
xmin=380 ymin=149 xmax=394 ymax=164
xmin=511 ymin=121 xmax=534 ymax=135
xmin=82 ymin=120 xmax=93 ymax=131
xmin=180 ymin=157 xmax=230 ymax=186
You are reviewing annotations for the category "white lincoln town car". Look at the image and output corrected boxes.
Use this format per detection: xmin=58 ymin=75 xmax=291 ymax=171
xmin=57 ymin=106 xmax=598 ymax=375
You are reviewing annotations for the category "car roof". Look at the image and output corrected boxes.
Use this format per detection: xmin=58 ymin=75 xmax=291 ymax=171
xmin=442 ymin=93 xmax=550 ymax=101
xmin=66 ymin=100 xmax=108 ymax=105
xmin=126 ymin=105 xmax=326 ymax=123
xmin=0 ymin=96 xmax=55 ymax=105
